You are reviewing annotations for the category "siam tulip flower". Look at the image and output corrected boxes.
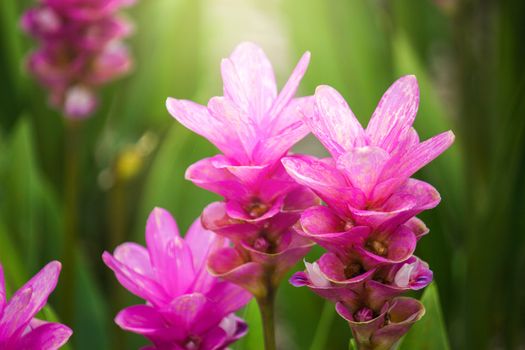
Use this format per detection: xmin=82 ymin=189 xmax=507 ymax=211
xmin=0 ymin=261 xmax=72 ymax=349
xmin=22 ymin=0 xmax=136 ymax=119
xmin=166 ymin=42 xmax=319 ymax=298
xmin=283 ymin=75 xmax=449 ymax=348
xmin=282 ymin=75 xmax=455 ymax=231
xmin=103 ymin=207 xmax=251 ymax=350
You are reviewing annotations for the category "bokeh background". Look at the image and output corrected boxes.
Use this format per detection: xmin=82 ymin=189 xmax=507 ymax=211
xmin=1 ymin=0 xmax=524 ymax=349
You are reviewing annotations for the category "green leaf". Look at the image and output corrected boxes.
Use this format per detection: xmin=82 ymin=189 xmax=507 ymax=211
xmin=398 ymin=284 xmax=450 ymax=350
xmin=0 ymin=117 xmax=63 ymax=274
xmin=349 ymin=338 xmax=358 ymax=350
xmin=309 ymin=300 xmax=336 ymax=350
xmin=73 ymin=249 xmax=110 ymax=350
xmin=232 ymin=300 xmax=264 ymax=350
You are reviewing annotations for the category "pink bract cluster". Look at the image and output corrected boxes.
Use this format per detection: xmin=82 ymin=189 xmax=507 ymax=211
xmin=21 ymin=0 xmax=136 ymax=119
xmin=0 ymin=261 xmax=72 ymax=350
xmin=285 ymin=76 xmax=454 ymax=349
xmin=166 ymin=42 xmax=319 ymax=298
xmin=103 ymin=208 xmax=251 ymax=350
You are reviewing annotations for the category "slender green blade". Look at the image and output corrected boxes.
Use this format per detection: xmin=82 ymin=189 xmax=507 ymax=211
xmin=233 ymin=300 xmax=264 ymax=350
xmin=398 ymin=284 xmax=450 ymax=350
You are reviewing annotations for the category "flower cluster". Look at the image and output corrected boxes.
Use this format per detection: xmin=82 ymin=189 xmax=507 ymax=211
xmin=103 ymin=207 xmax=252 ymax=350
xmin=166 ymin=42 xmax=319 ymax=299
xmin=285 ymin=76 xmax=454 ymax=349
xmin=0 ymin=261 xmax=72 ymax=350
xmin=22 ymin=0 xmax=136 ymax=118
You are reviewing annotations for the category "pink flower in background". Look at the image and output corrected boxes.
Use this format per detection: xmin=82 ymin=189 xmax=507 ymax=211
xmin=166 ymin=42 xmax=319 ymax=297
xmin=22 ymin=0 xmax=135 ymax=119
xmin=283 ymin=75 xmax=454 ymax=230
xmin=0 ymin=261 xmax=72 ymax=350
xmin=103 ymin=207 xmax=251 ymax=350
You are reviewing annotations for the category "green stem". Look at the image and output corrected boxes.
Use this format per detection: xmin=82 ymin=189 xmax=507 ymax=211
xmin=256 ymin=287 xmax=277 ymax=350
xmin=61 ymin=119 xmax=82 ymax=325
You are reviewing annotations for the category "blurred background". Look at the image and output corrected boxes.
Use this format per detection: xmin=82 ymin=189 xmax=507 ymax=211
xmin=1 ymin=0 xmax=524 ymax=349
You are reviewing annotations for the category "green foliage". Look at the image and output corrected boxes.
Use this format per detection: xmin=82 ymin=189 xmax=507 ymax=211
xmin=233 ymin=300 xmax=264 ymax=350
xmin=399 ymin=284 xmax=450 ymax=350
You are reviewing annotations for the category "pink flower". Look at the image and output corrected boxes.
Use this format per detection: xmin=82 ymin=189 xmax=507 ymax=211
xmin=282 ymin=75 xmax=454 ymax=230
xmin=103 ymin=207 xmax=251 ymax=350
xmin=166 ymin=42 xmax=319 ymax=297
xmin=0 ymin=261 xmax=72 ymax=350
xmin=284 ymin=75 xmax=446 ymax=348
xmin=22 ymin=0 xmax=135 ymax=119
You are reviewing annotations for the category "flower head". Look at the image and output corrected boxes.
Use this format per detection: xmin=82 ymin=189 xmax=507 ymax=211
xmin=166 ymin=42 xmax=319 ymax=298
xmin=22 ymin=0 xmax=135 ymax=118
xmin=0 ymin=261 xmax=72 ymax=350
xmin=103 ymin=207 xmax=251 ymax=350
xmin=283 ymin=76 xmax=454 ymax=230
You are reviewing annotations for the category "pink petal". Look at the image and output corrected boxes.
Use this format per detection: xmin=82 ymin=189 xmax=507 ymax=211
xmin=307 ymin=85 xmax=366 ymax=158
xmin=366 ymin=75 xmax=420 ymax=152
xmin=205 ymin=282 xmax=252 ymax=322
xmin=241 ymin=232 xmax=314 ymax=282
xmin=19 ymin=322 xmax=72 ymax=350
xmin=253 ymin=98 xmax=311 ymax=165
xmin=113 ymin=242 xmax=153 ymax=278
xmin=298 ymin=206 xmax=370 ymax=257
xmin=405 ymin=217 xmax=429 ymax=239
xmin=63 ymin=85 xmax=97 ymax=119
xmin=201 ymin=202 xmax=260 ymax=242
xmin=336 ymin=146 xmax=390 ymax=198
xmin=337 ymin=301 xmax=388 ymax=346
xmin=219 ymin=315 xmax=248 ymax=345
xmin=166 ymin=98 xmax=238 ymax=159
xmin=221 ymin=42 xmax=277 ymax=124
xmin=208 ymin=247 xmax=266 ymax=297
xmin=350 ymin=179 xmax=440 ymax=230
xmin=185 ymin=156 xmax=249 ymax=201
xmin=146 ymin=208 xmax=194 ymax=295
xmin=184 ymin=219 xmax=218 ymax=271
xmin=225 ymin=195 xmax=284 ymax=223
xmin=282 ymin=186 xmax=321 ymax=212
xmin=0 ymin=287 xmax=32 ymax=341
xmin=267 ymin=51 xmax=310 ymax=120
xmin=211 ymin=156 xmax=269 ymax=189
xmin=115 ymin=305 xmax=176 ymax=340
xmin=184 ymin=219 xmax=221 ymax=294
xmin=199 ymin=326 xmax=228 ymax=350
xmin=0 ymin=261 xmax=60 ymax=340
xmin=207 ymin=96 xmax=253 ymax=162
xmin=282 ymin=155 xmax=356 ymax=212
xmin=304 ymin=261 xmax=330 ymax=287
xmin=165 ymin=293 xmax=208 ymax=336
xmin=389 ymin=130 xmax=455 ymax=180
xmin=371 ymin=297 xmax=425 ymax=349
xmin=102 ymin=252 xmax=168 ymax=306
xmin=356 ymin=225 xmax=417 ymax=267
